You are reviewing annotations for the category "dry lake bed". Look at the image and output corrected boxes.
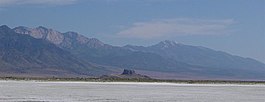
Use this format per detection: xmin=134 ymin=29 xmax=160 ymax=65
xmin=0 ymin=80 xmax=265 ymax=102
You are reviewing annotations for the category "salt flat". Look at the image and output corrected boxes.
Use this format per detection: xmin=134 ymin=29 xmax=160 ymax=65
xmin=0 ymin=80 xmax=265 ymax=102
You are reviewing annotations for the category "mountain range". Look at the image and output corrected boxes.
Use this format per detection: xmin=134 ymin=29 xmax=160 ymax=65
xmin=1 ymin=25 xmax=265 ymax=80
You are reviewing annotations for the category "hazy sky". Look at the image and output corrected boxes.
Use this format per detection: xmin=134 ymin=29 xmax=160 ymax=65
xmin=0 ymin=0 xmax=264 ymax=63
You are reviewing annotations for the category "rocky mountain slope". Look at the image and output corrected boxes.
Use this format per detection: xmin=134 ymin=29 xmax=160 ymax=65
xmin=124 ymin=40 xmax=265 ymax=71
xmin=0 ymin=25 xmax=110 ymax=77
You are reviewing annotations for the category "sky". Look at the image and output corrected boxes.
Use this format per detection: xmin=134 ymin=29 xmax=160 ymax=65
xmin=0 ymin=0 xmax=264 ymax=63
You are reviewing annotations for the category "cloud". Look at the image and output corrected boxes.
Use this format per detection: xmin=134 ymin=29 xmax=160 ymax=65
xmin=0 ymin=0 xmax=77 ymax=7
xmin=117 ymin=18 xmax=236 ymax=39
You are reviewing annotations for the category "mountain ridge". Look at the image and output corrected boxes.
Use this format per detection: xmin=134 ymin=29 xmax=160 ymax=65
xmin=0 ymin=25 xmax=113 ymax=77
xmin=1 ymin=25 xmax=264 ymax=80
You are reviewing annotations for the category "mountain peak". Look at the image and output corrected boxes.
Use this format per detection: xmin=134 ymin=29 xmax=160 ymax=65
xmin=160 ymin=40 xmax=179 ymax=45
xmin=14 ymin=26 xmax=64 ymax=44
xmin=0 ymin=25 xmax=13 ymax=35
xmin=36 ymin=26 xmax=49 ymax=30
xmin=0 ymin=25 xmax=11 ymax=30
xmin=13 ymin=26 xmax=31 ymax=34
xmin=155 ymin=40 xmax=180 ymax=48
xmin=14 ymin=26 xmax=29 ymax=29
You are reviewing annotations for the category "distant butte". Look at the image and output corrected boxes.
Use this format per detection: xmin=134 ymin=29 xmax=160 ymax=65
xmin=100 ymin=69 xmax=151 ymax=80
